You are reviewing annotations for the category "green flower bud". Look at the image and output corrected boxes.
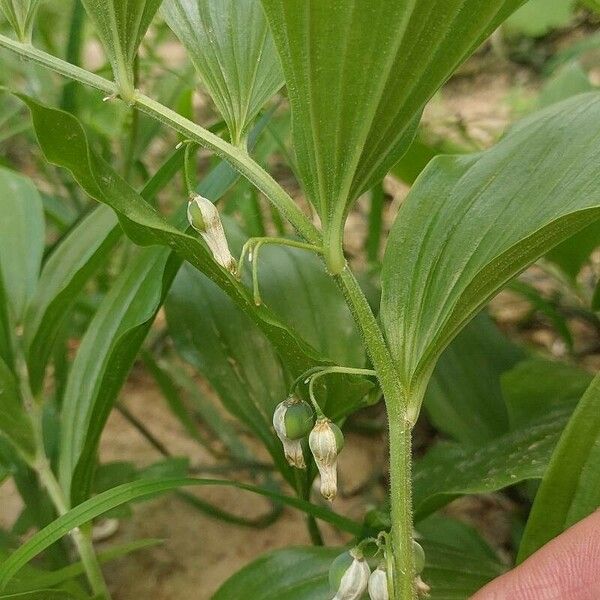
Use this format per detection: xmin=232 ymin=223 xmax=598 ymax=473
xmin=309 ymin=418 xmax=344 ymax=501
xmin=283 ymin=397 xmax=314 ymax=440
xmin=187 ymin=194 xmax=236 ymax=274
xmin=368 ymin=565 xmax=389 ymax=600
xmin=329 ymin=548 xmax=370 ymax=600
xmin=413 ymin=540 xmax=425 ymax=575
xmin=273 ymin=398 xmax=309 ymax=469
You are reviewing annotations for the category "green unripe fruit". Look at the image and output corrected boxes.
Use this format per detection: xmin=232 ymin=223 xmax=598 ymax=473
xmin=329 ymin=551 xmax=353 ymax=590
xmin=283 ymin=401 xmax=314 ymax=440
xmin=412 ymin=540 xmax=425 ymax=575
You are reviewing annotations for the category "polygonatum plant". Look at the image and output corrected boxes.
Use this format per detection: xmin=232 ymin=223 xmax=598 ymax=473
xmin=0 ymin=1 xmax=599 ymax=599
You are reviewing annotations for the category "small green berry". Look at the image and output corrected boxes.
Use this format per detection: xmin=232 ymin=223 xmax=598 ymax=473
xmin=283 ymin=400 xmax=314 ymax=440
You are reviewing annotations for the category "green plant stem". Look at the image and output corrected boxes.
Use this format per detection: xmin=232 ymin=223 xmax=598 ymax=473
xmin=36 ymin=460 xmax=111 ymax=600
xmin=0 ymin=35 xmax=416 ymax=598
xmin=14 ymin=344 xmax=111 ymax=599
xmin=0 ymin=34 xmax=318 ymax=246
xmin=336 ymin=268 xmax=415 ymax=599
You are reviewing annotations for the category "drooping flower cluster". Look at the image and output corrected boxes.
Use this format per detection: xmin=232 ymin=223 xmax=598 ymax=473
xmin=327 ymin=539 xmax=429 ymax=600
xmin=272 ymin=397 xmax=344 ymax=500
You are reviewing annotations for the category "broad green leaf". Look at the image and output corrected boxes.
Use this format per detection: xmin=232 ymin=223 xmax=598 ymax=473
xmin=0 ymin=477 xmax=362 ymax=590
xmin=0 ymin=356 xmax=34 ymax=458
xmin=212 ymin=546 xmax=338 ymax=600
xmin=59 ymin=247 xmax=178 ymax=504
xmin=0 ymin=167 xmax=44 ymax=325
xmin=24 ymin=206 xmax=120 ymax=394
xmin=167 ymin=250 xmax=368 ymax=477
xmin=424 ymin=313 xmax=524 ymax=445
xmin=166 ymin=262 xmax=291 ymax=475
xmin=162 ymin=0 xmax=284 ymax=145
xmin=501 ymin=358 xmax=592 ymax=430
xmin=381 ymin=93 xmax=600 ymax=414
xmin=412 ymin=407 xmax=570 ymax=520
xmin=261 ymin=0 xmax=525 ymax=273
xmin=422 ymin=541 xmax=506 ymax=600
xmin=505 ymin=0 xmax=575 ymax=37
xmin=416 ymin=514 xmax=498 ymax=562
xmin=257 ymin=245 xmax=365 ymax=371
xmin=81 ymin=0 xmax=163 ymax=99
xmin=0 ymin=0 xmax=41 ymax=41
xmin=517 ymin=372 xmax=600 ymax=562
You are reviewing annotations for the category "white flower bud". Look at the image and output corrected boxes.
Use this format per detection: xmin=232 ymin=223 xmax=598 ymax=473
xmin=368 ymin=566 xmax=389 ymax=600
xmin=331 ymin=549 xmax=370 ymax=600
xmin=273 ymin=400 xmax=306 ymax=469
xmin=309 ymin=418 xmax=344 ymax=501
xmin=188 ymin=194 xmax=236 ymax=274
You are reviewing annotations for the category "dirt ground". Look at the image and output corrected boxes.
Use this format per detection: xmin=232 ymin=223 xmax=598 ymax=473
xmin=1 ymin=30 xmax=599 ymax=600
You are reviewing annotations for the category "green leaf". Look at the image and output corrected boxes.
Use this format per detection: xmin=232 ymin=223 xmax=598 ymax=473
xmin=505 ymin=0 xmax=575 ymax=37
xmin=257 ymin=245 xmax=365 ymax=371
xmin=381 ymin=93 xmax=600 ymax=415
xmin=212 ymin=546 xmax=338 ymax=600
xmin=261 ymin=0 xmax=525 ymax=273
xmin=0 ymin=167 xmax=44 ymax=326
xmin=59 ymin=247 xmax=178 ymax=504
xmin=517 ymin=372 xmax=600 ymax=562
xmin=166 ymin=262 xmax=291 ymax=474
xmin=412 ymin=407 xmax=570 ymax=520
xmin=424 ymin=313 xmax=524 ymax=445
xmin=422 ymin=540 xmax=506 ymax=600
xmin=162 ymin=0 xmax=283 ymax=145
xmin=416 ymin=514 xmax=498 ymax=562
xmin=0 ymin=356 xmax=34 ymax=458
xmin=81 ymin=0 xmax=163 ymax=99
xmin=501 ymin=358 xmax=592 ymax=430
xmin=23 ymin=206 xmax=120 ymax=394
xmin=0 ymin=477 xmax=362 ymax=590
xmin=0 ymin=0 xmax=42 ymax=42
